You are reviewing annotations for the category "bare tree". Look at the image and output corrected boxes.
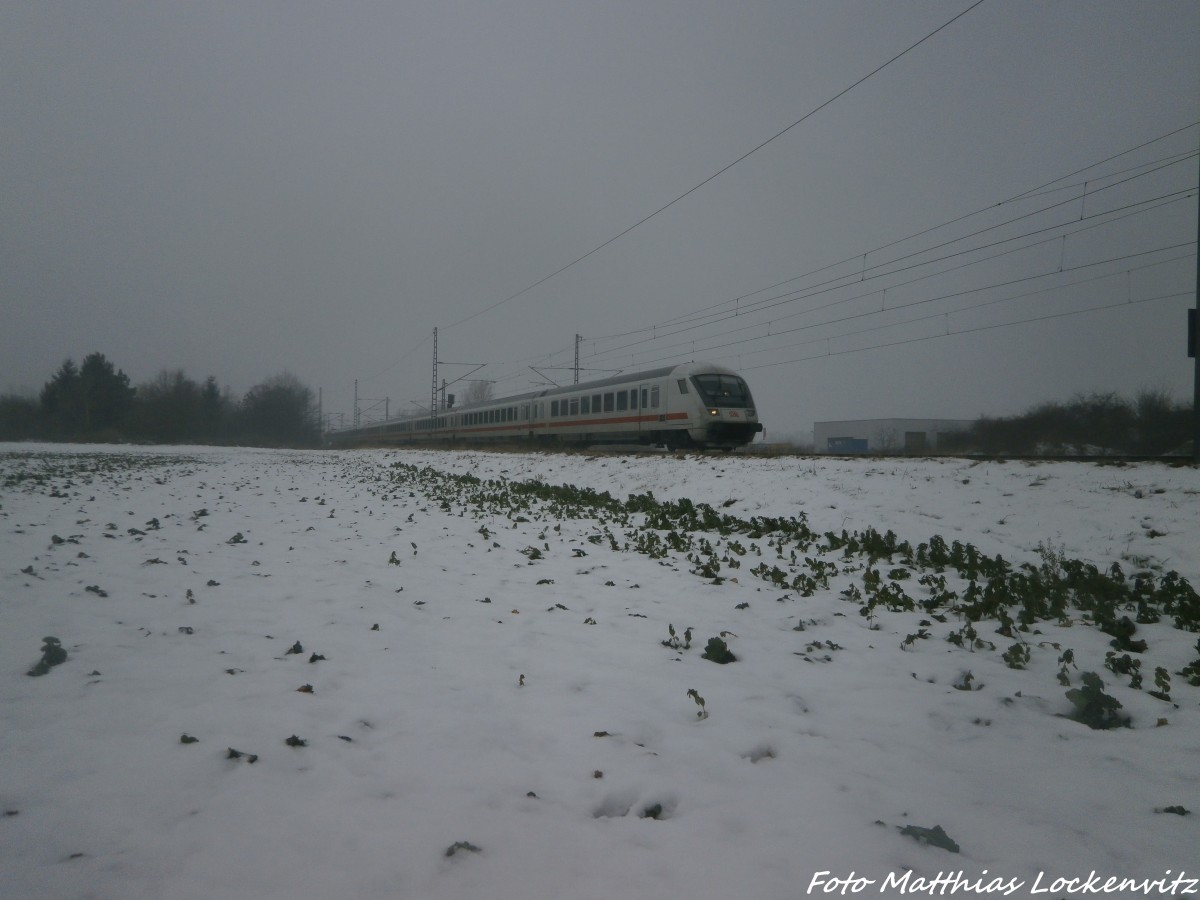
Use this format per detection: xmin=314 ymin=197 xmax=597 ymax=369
xmin=462 ymin=380 xmax=494 ymax=405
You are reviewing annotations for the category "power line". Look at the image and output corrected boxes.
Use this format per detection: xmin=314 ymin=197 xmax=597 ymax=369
xmin=583 ymin=188 xmax=1197 ymax=361
xmin=587 ymin=246 xmax=1195 ymax=372
xmin=588 ymin=126 xmax=1199 ymax=341
xmin=442 ymin=0 xmax=988 ymax=331
xmin=741 ymin=290 xmax=1192 ymax=372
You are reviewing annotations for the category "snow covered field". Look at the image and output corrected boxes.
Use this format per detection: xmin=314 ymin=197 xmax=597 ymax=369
xmin=2 ymin=443 xmax=1197 ymax=900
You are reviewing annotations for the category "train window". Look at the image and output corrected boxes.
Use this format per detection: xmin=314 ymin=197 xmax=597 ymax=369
xmin=640 ymin=388 xmax=648 ymax=409
xmin=692 ymin=374 xmax=753 ymax=408
xmin=569 ymin=398 xmax=579 ymax=416
xmin=650 ymin=386 xmax=660 ymax=408
xmin=616 ymin=392 xmax=627 ymax=411
xmin=551 ymin=400 xmax=559 ymax=417
xmin=630 ymin=390 xmax=639 ymax=410
xmin=508 ymin=407 xmax=515 ymax=421
xmin=604 ymin=393 xmax=615 ymax=412
xmin=580 ymin=396 xmax=590 ymax=414
xmin=592 ymin=394 xmax=601 ymax=412
xmin=677 ymin=379 xmax=689 ymax=394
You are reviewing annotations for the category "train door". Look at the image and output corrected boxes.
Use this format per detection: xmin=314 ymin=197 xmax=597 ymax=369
xmin=637 ymin=383 xmax=650 ymax=439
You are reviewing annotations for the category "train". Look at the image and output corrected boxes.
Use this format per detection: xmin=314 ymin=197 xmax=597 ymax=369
xmin=325 ymin=362 xmax=763 ymax=451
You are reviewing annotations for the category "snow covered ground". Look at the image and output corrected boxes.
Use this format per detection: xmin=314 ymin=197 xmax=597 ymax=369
xmin=1 ymin=443 xmax=1197 ymax=900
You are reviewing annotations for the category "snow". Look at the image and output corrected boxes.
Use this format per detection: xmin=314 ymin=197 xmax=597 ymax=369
xmin=1 ymin=443 xmax=1197 ymax=900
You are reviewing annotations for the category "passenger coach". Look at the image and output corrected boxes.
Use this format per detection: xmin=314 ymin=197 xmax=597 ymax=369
xmin=326 ymin=362 xmax=762 ymax=450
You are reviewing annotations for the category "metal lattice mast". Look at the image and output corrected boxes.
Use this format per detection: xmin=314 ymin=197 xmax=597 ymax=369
xmin=1193 ymin=152 xmax=1199 ymax=462
xmin=431 ymin=327 xmax=438 ymax=427
xmin=574 ymin=334 xmax=581 ymax=384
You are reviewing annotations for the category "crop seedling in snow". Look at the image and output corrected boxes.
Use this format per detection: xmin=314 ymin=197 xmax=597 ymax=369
xmin=1149 ymin=667 xmax=1172 ymax=701
xmin=1001 ymin=641 xmax=1031 ymax=670
xmin=661 ymin=624 xmax=692 ymax=651
xmin=701 ymin=636 xmax=736 ymax=664
xmin=1065 ymin=672 xmax=1130 ymax=730
xmin=952 ymin=671 xmax=978 ymax=691
xmin=897 ymin=824 xmax=960 ymax=854
xmin=686 ymin=688 xmax=708 ymax=719
xmin=27 ymin=636 xmax=67 ymax=676
xmin=380 ymin=460 xmax=1200 ymax=701
xmin=900 ymin=629 xmax=930 ymax=650
xmin=1105 ymin=652 xmax=1143 ymax=689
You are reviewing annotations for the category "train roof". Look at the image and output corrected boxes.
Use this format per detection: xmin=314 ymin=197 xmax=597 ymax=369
xmin=327 ymin=361 xmax=743 ymax=434
xmin=447 ymin=361 xmax=741 ymax=411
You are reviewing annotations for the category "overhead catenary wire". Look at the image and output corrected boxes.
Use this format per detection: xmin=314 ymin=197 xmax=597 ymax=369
xmin=594 ymin=124 xmax=1199 ymax=341
xmin=440 ymin=0 xmax=989 ymax=332
xmin=375 ymin=120 xmax=1195 ymax=409
xmin=739 ymin=290 xmax=1192 ymax=373
xmin=580 ymin=247 xmax=1195 ymax=373
xmin=586 ymin=152 xmax=1198 ymax=348
xmin=580 ymin=187 xmax=1197 ymax=363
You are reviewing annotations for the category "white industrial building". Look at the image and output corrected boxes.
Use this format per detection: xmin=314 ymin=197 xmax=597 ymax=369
xmin=812 ymin=418 xmax=972 ymax=454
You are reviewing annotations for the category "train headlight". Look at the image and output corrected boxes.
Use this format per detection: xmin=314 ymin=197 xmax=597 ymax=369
xmin=708 ymin=408 xmax=719 ymax=416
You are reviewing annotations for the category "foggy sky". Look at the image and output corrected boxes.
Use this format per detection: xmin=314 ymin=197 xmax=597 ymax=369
xmin=2 ymin=1 xmax=1197 ymax=441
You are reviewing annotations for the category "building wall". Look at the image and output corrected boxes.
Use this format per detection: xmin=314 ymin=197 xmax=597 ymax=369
xmin=813 ymin=418 xmax=972 ymax=454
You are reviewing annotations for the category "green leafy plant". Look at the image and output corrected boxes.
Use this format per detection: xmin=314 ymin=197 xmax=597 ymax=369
xmin=26 ymin=636 xmax=67 ymax=676
xmin=1001 ymin=641 xmax=1031 ymax=670
xmin=701 ymin=636 xmax=736 ymax=664
xmin=952 ymin=670 xmax=978 ymax=691
xmin=1105 ymin=652 xmax=1143 ymax=689
xmin=1056 ymin=648 xmax=1076 ymax=686
xmin=1149 ymin=666 xmax=1171 ymax=701
xmin=686 ymin=688 xmax=708 ymax=719
xmin=1065 ymin=672 xmax=1130 ymax=730
xmin=661 ymin=624 xmax=692 ymax=651
xmin=898 ymin=823 xmax=960 ymax=854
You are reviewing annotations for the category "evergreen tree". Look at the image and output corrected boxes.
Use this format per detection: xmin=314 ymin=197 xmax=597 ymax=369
xmin=77 ymin=353 xmax=135 ymax=434
xmin=133 ymin=370 xmax=201 ymax=442
xmin=39 ymin=359 xmax=83 ymax=435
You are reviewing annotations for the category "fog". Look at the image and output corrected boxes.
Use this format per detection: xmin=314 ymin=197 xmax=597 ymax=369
xmin=2 ymin=1 xmax=1196 ymax=441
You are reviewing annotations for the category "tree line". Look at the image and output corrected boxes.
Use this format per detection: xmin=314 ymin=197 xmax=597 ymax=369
xmin=941 ymin=389 xmax=1192 ymax=456
xmin=0 ymin=352 xmax=321 ymax=447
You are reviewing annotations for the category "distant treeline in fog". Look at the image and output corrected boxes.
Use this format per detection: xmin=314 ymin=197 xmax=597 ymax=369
xmin=941 ymin=389 xmax=1192 ymax=456
xmin=0 ymin=353 xmax=320 ymax=447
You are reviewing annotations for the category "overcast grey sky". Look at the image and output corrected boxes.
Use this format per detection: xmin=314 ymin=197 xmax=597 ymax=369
xmin=2 ymin=0 xmax=1196 ymax=440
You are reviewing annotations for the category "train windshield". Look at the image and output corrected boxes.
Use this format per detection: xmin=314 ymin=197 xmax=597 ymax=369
xmin=692 ymin=374 xmax=754 ymax=408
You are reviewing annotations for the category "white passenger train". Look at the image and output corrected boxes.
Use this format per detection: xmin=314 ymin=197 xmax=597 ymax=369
xmin=326 ymin=362 xmax=762 ymax=450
